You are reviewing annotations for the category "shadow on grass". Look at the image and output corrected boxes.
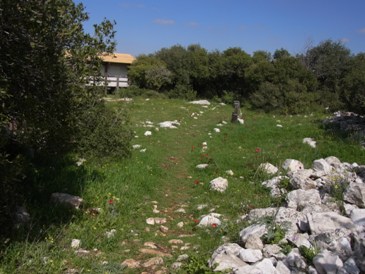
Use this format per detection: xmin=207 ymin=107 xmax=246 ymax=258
xmin=0 ymin=153 xmax=105 ymax=251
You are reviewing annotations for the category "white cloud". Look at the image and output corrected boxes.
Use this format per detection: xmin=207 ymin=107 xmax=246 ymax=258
xmin=359 ymin=27 xmax=365 ymax=34
xmin=340 ymin=38 xmax=350 ymax=43
xmin=153 ymin=18 xmax=175 ymax=25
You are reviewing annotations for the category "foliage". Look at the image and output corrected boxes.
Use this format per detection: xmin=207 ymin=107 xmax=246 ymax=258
xmin=76 ymin=103 xmax=133 ymax=159
xmin=299 ymin=245 xmax=320 ymax=264
xmin=341 ymin=53 xmax=365 ymax=114
xmin=261 ymin=221 xmax=285 ymax=244
xmin=0 ymin=0 xmax=131 ymax=238
xmin=182 ymin=253 xmax=216 ymax=274
xmin=128 ymin=55 xmax=172 ymax=91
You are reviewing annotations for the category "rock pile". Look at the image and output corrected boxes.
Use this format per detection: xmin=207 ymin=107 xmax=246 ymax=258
xmin=209 ymin=156 xmax=365 ymax=273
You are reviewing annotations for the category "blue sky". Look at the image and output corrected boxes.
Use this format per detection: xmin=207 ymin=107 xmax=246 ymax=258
xmin=75 ymin=0 xmax=365 ymax=56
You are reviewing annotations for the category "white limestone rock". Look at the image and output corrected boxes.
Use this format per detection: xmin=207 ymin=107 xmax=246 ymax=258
xmin=282 ymin=159 xmax=304 ymax=172
xmin=286 ymin=189 xmax=321 ymax=211
xmin=307 ymin=212 xmax=356 ymax=236
xmin=234 ymin=258 xmax=279 ymax=274
xmin=238 ymin=249 xmax=263 ymax=263
xmin=196 ymin=163 xmax=209 ymax=169
xmin=289 ymin=169 xmax=317 ymax=190
xmin=159 ymin=120 xmax=180 ymax=128
xmin=303 ymin=137 xmax=317 ymax=148
xmin=350 ymin=208 xmax=365 ymax=226
xmin=239 ymin=224 xmax=267 ymax=244
xmin=208 ymin=243 xmax=247 ymax=272
xmin=198 ymin=213 xmax=221 ymax=227
xmin=144 ymin=130 xmax=152 ymax=136
xmin=344 ymin=181 xmax=365 ymax=208
xmin=313 ymin=158 xmax=333 ymax=175
xmin=259 ymin=163 xmax=278 ymax=175
xmin=210 ymin=177 xmax=228 ymax=192
xmin=313 ymin=250 xmax=343 ymax=274
xmin=283 ymin=248 xmax=307 ymax=272
xmin=189 ymin=100 xmax=210 ymax=105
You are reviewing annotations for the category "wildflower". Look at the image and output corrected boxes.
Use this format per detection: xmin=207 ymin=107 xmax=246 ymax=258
xmin=194 ymin=219 xmax=200 ymax=224
xmin=108 ymin=199 xmax=113 ymax=205
xmin=191 ymin=145 xmax=195 ymax=152
xmin=194 ymin=179 xmax=200 ymax=185
xmin=211 ymin=223 xmax=218 ymax=228
xmin=255 ymin=147 xmax=261 ymax=153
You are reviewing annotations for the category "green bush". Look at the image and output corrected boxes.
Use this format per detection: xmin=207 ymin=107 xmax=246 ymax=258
xmin=167 ymin=84 xmax=197 ymax=100
xmin=76 ymin=104 xmax=133 ymax=159
xmin=118 ymin=86 xmax=167 ymax=99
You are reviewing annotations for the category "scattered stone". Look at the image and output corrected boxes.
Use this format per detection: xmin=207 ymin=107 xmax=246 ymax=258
xmin=343 ymin=257 xmax=360 ymax=274
xmin=144 ymin=242 xmax=158 ymax=249
xmin=226 ymin=170 xmax=234 ymax=176
xmin=239 ymin=224 xmax=267 ymax=244
xmin=208 ymin=243 xmax=247 ymax=272
xmin=146 ymin=217 xmax=167 ymax=225
xmin=74 ymin=248 xmax=90 ymax=256
xmin=289 ymin=168 xmax=317 ymax=190
xmin=71 ymin=239 xmax=81 ymax=249
xmin=159 ymin=225 xmax=169 ymax=233
xmin=197 ymin=204 xmax=208 ymax=210
xmin=51 ymin=193 xmax=83 ymax=209
xmin=312 ymin=159 xmax=333 ymax=175
xmin=282 ymin=159 xmax=304 ymax=172
xmin=303 ymin=138 xmax=317 ymax=148
xmin=344 ymin=181 xmax=365 ymax=208
xmin=121 ymin=259 xmax=141 ymax=269
xmin=76 ymin=158 xmax=86 ymax=166
xmin=277 ymin=124 xmax=283 ymax=128
xmin=159 ymin=120 xmax=180 ymax=129
xmin=286 ymin=189 xmax=321 ymax=210
xmin=313 ymin=250 xmax=343 ymax=274
xmin=175 ymin=208 xmax=186 ymax=213
xmin=234 ymin=258 xmax=278 ymax=274
xmin=177 ymin=222 xmax=184 ymax=228
xmin=259 ymin=163 xmax=278 ymax=174
xmin=244 ymin=234 xmax=264 ymax=250
xmin=176 ymin=254 xmax=189 ymax=262
xmin=307 ymin=212 xmax=356 ymax=235
xmin=283 ymin=248 xmax=307 ymax=272
xmin=139 ymin=249 xmax=172 ymax=257
xmin=142 ymin=257 xmax=163 ymax=268
xmin=198 ymin=213 xmax=222 ymax=227
xmin=210 ymin=177 xmax=228 ymax=192
xmin=214 ymin=128 xmax=221 ymax=133
xmin=168 ymin=239 xmax=184 ymax=245
xmin=238 ymin=249 xmax=263 ymax=263
xmin=105 ymin=229 xmax=116 ymax=239
xmin=350 ymin=208 xmax=365 ymax=226
xmin=196 ymin=163 xmax=209 ymax=169
xmin=276 ymin=260 xmax=291 ymax=274
xmin=132 ymin=144 xmax=141 ymax=149
xmin=189 ymin=100 xmax=210 ymax=105
xmin=171 ymin=262 xmax=182 ymax=270
xmin=144 ymin=131 xmax=152 ymax=136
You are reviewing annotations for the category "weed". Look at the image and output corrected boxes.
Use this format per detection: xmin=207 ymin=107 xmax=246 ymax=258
xmin=299 ymin=245 xmax=320 ymax=265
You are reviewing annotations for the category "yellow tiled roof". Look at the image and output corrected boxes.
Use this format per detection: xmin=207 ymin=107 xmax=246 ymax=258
xmin=99 ymin=53 xmax=135 ymax=64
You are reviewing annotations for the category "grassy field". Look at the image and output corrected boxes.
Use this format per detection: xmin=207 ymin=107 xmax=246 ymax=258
xmin=1 ymin=97 xmax=364 ymax=273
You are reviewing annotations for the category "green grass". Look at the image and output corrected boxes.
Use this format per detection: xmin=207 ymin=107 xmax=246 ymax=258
xmin=1 ymin=97 xmax=365 ymax=273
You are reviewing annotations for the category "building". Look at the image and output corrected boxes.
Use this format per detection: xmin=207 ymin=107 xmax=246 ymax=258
xmin=98 ymin=52 xmax=135 ymax=91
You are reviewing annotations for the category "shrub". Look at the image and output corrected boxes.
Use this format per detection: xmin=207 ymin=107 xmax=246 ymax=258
xmin=76 ymin=104 xmax=133 ymax=159
xmin=167 ymin=84 xmax=197 ymax=100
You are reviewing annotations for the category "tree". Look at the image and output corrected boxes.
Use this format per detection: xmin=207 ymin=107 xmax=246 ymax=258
xmin=0 ymin=0 xmax=131 ymax=236
xmin=128 ymin=55 xmax=172 ymax=91
xmin=341 ymin=53 xmax=365 ymax=114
